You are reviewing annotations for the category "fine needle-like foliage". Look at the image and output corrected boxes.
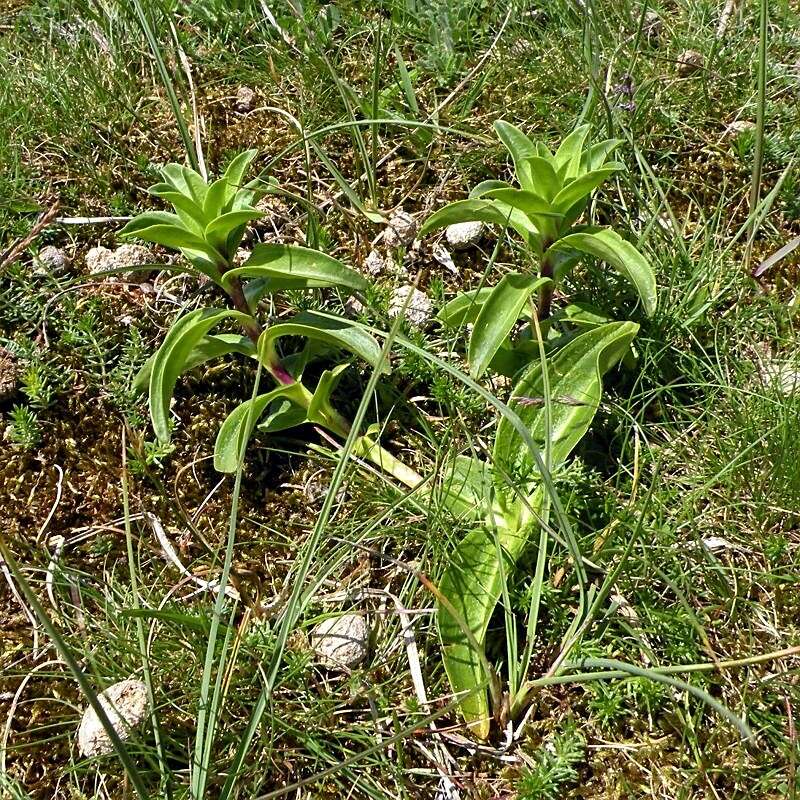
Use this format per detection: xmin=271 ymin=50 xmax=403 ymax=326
xmin=421 ymin=121 xmax=657 ymax=378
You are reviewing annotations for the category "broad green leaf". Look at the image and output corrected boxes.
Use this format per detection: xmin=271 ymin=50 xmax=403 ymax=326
xmin=437 ymin=504 xmax=541 ymax=740
xmin=148 ymin=184 xmax=209 ymax=233
xmin=225 ymin=244 xmax=367 ymax=293
xmin=481 ymin=189 xmax=558 ymax=219
xmin=548 ymin=228 xmax=657 ymax=316
xmin=307 ymin=364 xmax=349 ymax=426
xmin=583 ymin=138 xmax=623 ymax=171
xmin=469 ymin=180 xmax=512 ymax=199
xmin=160 ymin=163 xmax=194 ymax=197
xmin=133 ymin=333 xmax=255 ymax=393
xmin=469 ymin=274 xmax=551 ymax=378
xmin=120 ymin=213 xmax=222 ymax=262
xmin=551 ymin=165 xmax=622 ymax=213
xmin=481 ymin=188 xmax=562 ymax=242
xmin=493 ymin=320 xmax=640 ymax=510
xmin=493 ymin=120 xmax=537 ymax=191
xmin=205 ymin=209 xmax=262 ymax=252
xmin=438 ymin=454 xmax=494 ymax=521
xmin=437 ymin=287 xmax=495 ymax=327
xmin=420 ymin=199 xmax=519 ymax=236
xmin=553 ymin=124 xmax=591 ymax=181
xmin=120 ymin=210 xmax=185 ymax=236
xmin=439 ymin=322 xmax=639 ymax=736
xmin=258 ymin=399 xmax=309 ymax=433
xmin=179 ymin=165 xmax=209 ymax=205
xmin=149 ymin=308 xmax=254 ymax=442
xmin=213 ymin=383 xmax=308 ymax=472
xmin=223 ymin=149 xmax=258 ymax=207
xmin=536 ymin=141 xmax=553 ymax=160
xmin=259 ymin=311 xmax=384 ymax=370
xmin=519 ymin=156 xmax=561 ymax=201
xmin=203 ymin=177 xmax=229 ymax=219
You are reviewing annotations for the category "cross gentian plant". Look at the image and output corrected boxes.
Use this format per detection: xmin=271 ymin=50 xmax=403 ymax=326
xmin=122 ymin=152 xmax=418 ymax=484
xmin=420 ymin=122 xmax=657 ymax=378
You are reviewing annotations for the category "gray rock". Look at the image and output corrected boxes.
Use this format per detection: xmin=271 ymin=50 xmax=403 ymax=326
xmin=77 ymin=679 xmax=149 ymax=757
xmin=85 ymin=246 xmax=115 ymax=276
xmin=388 ymin=285 xmax=433 ymax=328
xmin=85 ymin=244 xmax=155 ymax=282
xmin=312 ymin=613 xmax=368 ymax=670
xmin=235 ymin=85 xmax=256 ymax=113
xmin=35 ymin=245 xmax=70 ymax=274
xmin=676 ymin=49 xmax=704 ymax=77
xmin=363 ymin=249 xmax=386 ymax=276
xmin=445 ymin=220 xmax=484 ymax=250
xmin=384 ymin=209 xmax=418 ymax=248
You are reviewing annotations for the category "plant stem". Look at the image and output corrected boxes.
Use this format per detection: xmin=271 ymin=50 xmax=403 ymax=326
xmin=537 ymin=253 xmax=555 ymax=321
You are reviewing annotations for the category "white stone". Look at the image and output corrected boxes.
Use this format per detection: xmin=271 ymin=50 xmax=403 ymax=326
xmin=363 ymin=249 xmax=386 ymax=276
xmin=312 ymin=613 xmax=368 ymax=670
xmin=85 ymin=244 xmax=154 ymax=282
xmin=384 ymin=209 xmax=418 ymax=248
xmin=113 ymin=244 xmax=154 ymax=282
xmin=676 ymin=49 xmax=704 ymax=77
xmin=445 ymin=220 xmax=484 ymax=250
xmin=235 ymin=85 xmax=256 ymax=113
xmin=36 ymin=245 xmax=69 ymax=274
xmin=85 ymin=246 xmax=116 ymax=276
xmin=725 ymin=120 xmax=756 ymax=137
xmin=77 ymin=679 xmax=149 ymax=757
xmin=761 ymin=361 xmax=800 ymax=395
xmin=388 ymin=285 xmax=433 ymax=327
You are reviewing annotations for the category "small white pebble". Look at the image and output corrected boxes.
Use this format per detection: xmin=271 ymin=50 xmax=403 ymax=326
xmin=85 ymin=246 xmax=116 ymax=276
xmin=235 ymin=85 xmax=256 ymax=113
xmin=725 ymin=120 xmax=756 ymax=137
xmin=77 ymin=679 xmax=149 ymax=757
xmin=36 ymin=245 xmax=69 ymax=274
xmin=312 ymin=614 xmax=369 ymax=670
xmin=445 ymin=220 xmax=484 ymax=250
xmin=363 ymin=249 xmax=386 ymax=276
xmin=384 ymin=209 xmax=418 ymax=248
xmin=676 ymin=49 xmax=704 ymax=77
xmin=86 ymin=244 xmax=154 ymax=282
xmin=388 ymin=285 xmax=433 ymax=328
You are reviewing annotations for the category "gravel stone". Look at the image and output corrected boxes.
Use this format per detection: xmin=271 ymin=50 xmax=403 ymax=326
xmin=85 ymin=244 xmax=155 ymax=282
xmin=384 ymin=209 xmax=418 ymax=248
xmin=77 ymin=679 xmax=149 ymax=757
xmin=725 ymin=120 xmax=756 ymax=137
xmin=235 ymin=85 xmax=256 ymax=113
xmin=445 ymin=220 xmax=484 ymax=250
xmin=35 ymin=245 xmax=70 ymax=274
xmin=312 ymin=613 xmax=369 ymax=670
xmin=363 ymin=249 xmax=386 ymax=276
xmin=676 ymin=49 xmax=704 ymax=77
xmin=388 ymin=285 xmax=433 ymax=328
